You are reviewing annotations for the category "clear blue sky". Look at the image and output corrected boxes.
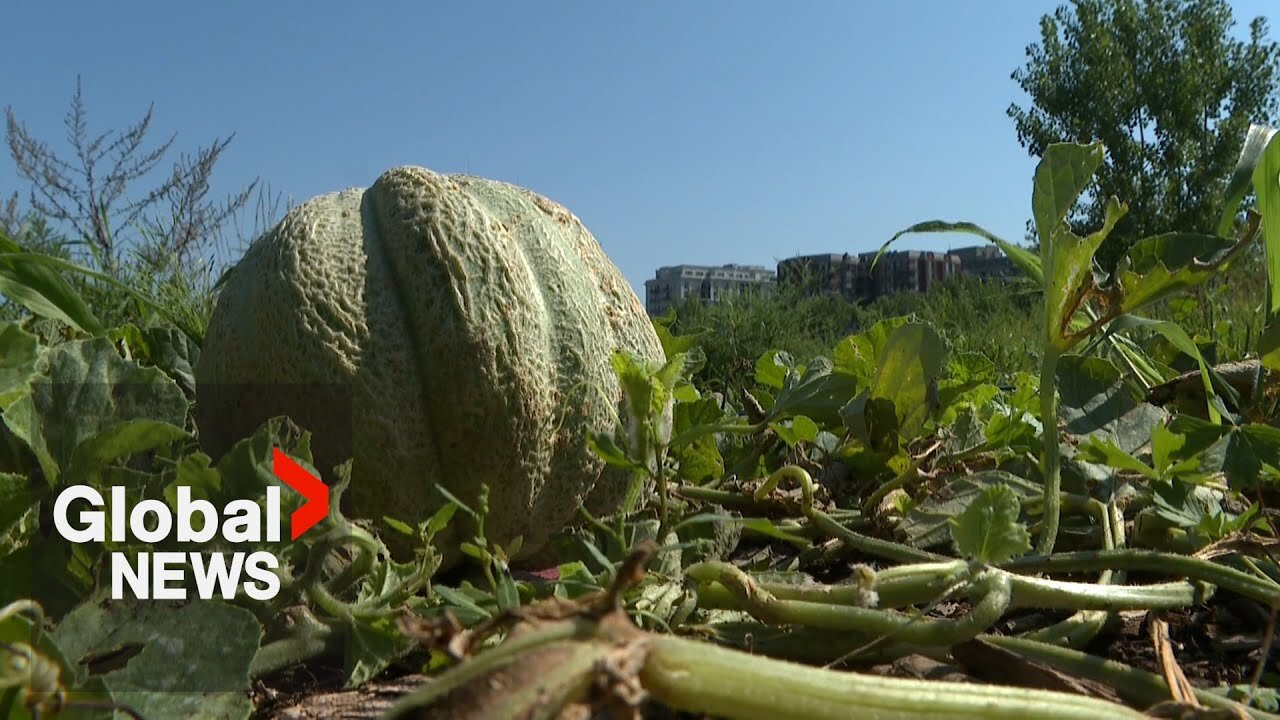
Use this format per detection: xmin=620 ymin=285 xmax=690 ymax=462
xmin=2 ymin=1 xmax=1276 ymax=298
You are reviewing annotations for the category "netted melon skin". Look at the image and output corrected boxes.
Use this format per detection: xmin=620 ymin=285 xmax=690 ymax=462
xmin=194 ymin=166 xmax=664 ymax=567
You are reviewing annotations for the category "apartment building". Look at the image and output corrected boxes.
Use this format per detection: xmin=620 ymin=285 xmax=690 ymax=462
xmin=949 ymin=244 xmax=1017 ymax=279
xmin=644 ymin=263 xmax=776 ymax=316
xmin=776 ymin=250 xmax=961 ymax=303
xmin=646 ymin=245 xmax=1017 ymax=316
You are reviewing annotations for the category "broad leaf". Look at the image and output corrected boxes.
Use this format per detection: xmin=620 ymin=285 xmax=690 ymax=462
xmin=862 ymin=322 xmax=947 ymax=441
xmin=4 ymin=337 xmax=188 ymax=485
xmin=52 ymin=596 xmax=261 ymax=720
xmin=898 ymin=471 xmax=1042 ymax=550
xmin=1106 ymin=232 xmax=1253 ymax=317
xmin=1056 ymin=354 xmax=1166 ymax=453
xmin=949 ymin=483 xmax=1032 ymax=564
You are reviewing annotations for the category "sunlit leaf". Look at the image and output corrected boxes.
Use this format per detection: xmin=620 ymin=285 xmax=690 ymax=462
xmin=948 ymin=483 xmax=1032 ymax=564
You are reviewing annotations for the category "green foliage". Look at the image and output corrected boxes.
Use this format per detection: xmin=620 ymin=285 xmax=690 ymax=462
xmin=1009 ymin=0 xmax=1280 ymax=269
xmin=949 ymin=484 xmax=1032 ymax=564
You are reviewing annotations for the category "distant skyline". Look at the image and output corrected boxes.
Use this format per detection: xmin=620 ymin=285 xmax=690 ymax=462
xmin=2 ymin=1 xmax=1277 ymax=298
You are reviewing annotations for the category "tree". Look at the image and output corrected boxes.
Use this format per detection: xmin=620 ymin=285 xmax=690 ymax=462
xmin=5 ymin=76 xmax=259 ymax=274
xmin=1008 ymin=0 xmax=1280 ymax=269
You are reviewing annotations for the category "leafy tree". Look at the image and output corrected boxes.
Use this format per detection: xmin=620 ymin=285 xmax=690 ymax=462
xmin=1008 ymin=0 xmax=1280 ymax=269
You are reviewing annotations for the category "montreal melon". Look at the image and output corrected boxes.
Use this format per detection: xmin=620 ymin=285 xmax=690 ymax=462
xmin=193 ymin=166 xmax=664 ymax=566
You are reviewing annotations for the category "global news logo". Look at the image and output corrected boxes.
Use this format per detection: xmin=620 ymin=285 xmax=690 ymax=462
xmin=50 ymin=448 xmax=329 ymax=601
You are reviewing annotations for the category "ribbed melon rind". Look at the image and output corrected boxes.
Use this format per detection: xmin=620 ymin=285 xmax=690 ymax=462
xmin=194 ymin=166 xmax=663 ymax=567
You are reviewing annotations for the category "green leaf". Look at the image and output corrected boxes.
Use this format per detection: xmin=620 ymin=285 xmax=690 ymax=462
xmin=1056 ymin=354 xmax=1166 ymax=452
xmin=754 ymin=350 xmax=796 ymax=390
xmin=495 ymin=570 xmax=521 ymax=611
xmin=770 ymin=415 xmax=819 ymax=449
xmin=652 ymin=312 xmax=709 ymax=362
xmin=948 ymin=483 xmax=1032 ymax=564
xmin=1033 ymin=143 xmax=1120 ymax=350
xmin=1251 ymin=127 xmax=1280 ymax=317
xmin=841 ymin=392 xmax=899 ymax=454
xmin=832 ymin=316 xmax=911 ymax=381
xmin=1209 ymin=424 xmax=1280 ymax=490
xmin=345 ymin=615 xmax=414 ymax=688
xmin=0 ymin=323 xmax=40 ymax=411
xmin=1103 ymin=315 xmax=1221 ymax=421
xmin=1107 ymin=232 xmax=1253 ymax=317
xmin=383 ymin=516 xmax=415 ymax=536
xmin=1218 ymin=123 xmax=1276 ymax=237
xmin=899 ymin=471 xmax=1042 ymax=550
xmin=864 ymin=322 xmax=947 ymax=440
xmin=0 ymin=234 xmax=105 ymax=336
xmin=1151 ymin=423 xmax=1187 ymax=478
xmin=4 ymin=337 xmax=188 ymax=485
xmin=0 ymin=472 xmax=38 ymax=545
xmin=430 ymin=585 xmax=493 ymax=624
xmin=1075 ymin=435 xmax=1157 ymax=480
xmin=52 ymin=597 xmax=261 ymax=719
xmin=1033 ymin=142 xmax=1107 ymax=246
xmin=768 ymin=356 xmax=860 ymax=428
xmin=64 ymin=420 xmax=190 ymax=486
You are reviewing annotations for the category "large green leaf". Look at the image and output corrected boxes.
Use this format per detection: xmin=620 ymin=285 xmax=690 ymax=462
xmin=832 ymin=316 xmax=915 ymax=377
xmin=0 ymin=234 xmax=104 ymax=336
xmin=1034 ymin=143 xmax=1122 ymax=351
xmin=1106 ymin=232 xmax=1253 ymax=316
xmin=866 ymin=322 xmax=946 ymax=440
xmin=3 ymin=338 xmax=187 ymax=485
xmin=1056 ymin=354 xmax=1166 ymax=453
xmin=52 ymin=597 xmax=261 ymax=720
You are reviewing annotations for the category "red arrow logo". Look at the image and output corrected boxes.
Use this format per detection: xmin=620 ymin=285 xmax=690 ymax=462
xmin=272 ymin=448 xmax=329 ymax=540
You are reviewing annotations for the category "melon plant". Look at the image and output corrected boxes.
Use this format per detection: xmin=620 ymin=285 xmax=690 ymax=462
xmin=194 ymin=165 xmax=664 ymax=566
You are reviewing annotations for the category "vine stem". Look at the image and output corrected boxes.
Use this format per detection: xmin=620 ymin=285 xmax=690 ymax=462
xmin=1037 ymin=345 xmax=1062 ymax=555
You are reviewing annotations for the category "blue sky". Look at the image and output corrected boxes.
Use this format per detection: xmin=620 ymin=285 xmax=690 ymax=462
xmin=2 ymin=1 xmax=1277 ymax=297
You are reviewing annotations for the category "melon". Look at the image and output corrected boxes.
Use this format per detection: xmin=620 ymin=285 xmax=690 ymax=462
xmin=193 ymin=166 xmax=664 ymax=567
